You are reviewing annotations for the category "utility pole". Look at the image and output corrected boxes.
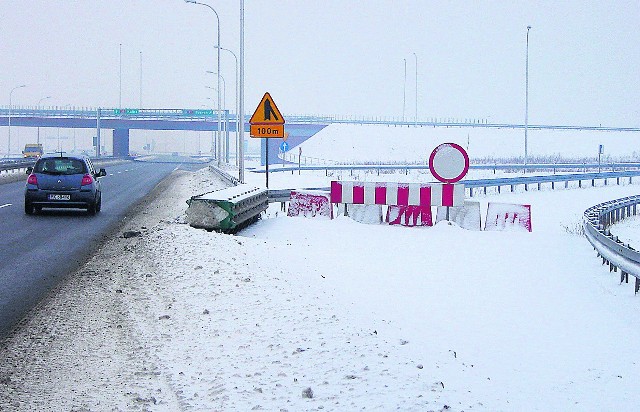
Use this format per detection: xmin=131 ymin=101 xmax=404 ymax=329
xmin=524 ymin=26 xmax=531 ymax=172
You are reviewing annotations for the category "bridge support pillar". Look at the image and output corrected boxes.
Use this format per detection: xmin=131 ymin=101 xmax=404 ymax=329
xmin=113 ymin=129 xmax=130 ymax=157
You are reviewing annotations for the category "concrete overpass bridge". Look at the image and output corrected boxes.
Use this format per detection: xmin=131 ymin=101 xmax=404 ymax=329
xmin=0 ymin=107 xmax=327 ymax=159
xmin=1 ymin=107 xmax=638 ymax=162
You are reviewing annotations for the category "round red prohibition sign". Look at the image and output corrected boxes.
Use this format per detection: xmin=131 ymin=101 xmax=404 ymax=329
xmin=429 ymin=142 xmax=470 ymax=183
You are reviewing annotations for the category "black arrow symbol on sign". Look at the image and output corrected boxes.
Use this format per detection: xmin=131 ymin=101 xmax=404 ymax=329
xmin=264 ymin=99 xmax=279 ymax=121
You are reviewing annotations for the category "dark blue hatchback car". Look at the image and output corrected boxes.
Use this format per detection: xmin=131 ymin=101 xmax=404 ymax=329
xmin=24 ymin=155 xmax=106 ymax=215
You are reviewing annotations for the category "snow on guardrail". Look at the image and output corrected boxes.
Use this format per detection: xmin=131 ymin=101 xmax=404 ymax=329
xmin=583 ymin=195 xmax=640 ymax=294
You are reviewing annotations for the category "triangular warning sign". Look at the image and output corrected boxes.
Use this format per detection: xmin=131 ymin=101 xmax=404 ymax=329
xmin=249 ymin=92 xmax=285 ymax=124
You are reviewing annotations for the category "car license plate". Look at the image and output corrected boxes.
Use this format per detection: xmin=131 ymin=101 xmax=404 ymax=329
xmin=49 ymin=194 xmax=70 ymax=201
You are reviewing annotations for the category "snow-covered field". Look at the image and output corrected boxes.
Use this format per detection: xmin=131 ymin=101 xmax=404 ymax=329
xmin=1 ymin=124 xmax=639 ymax=411
xmin=289 ymin=124 xmax=640 ymax=163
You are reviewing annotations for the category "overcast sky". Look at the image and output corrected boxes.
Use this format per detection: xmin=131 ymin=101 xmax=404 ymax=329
xmin=1 ymin=0 xmax=638 ymax=127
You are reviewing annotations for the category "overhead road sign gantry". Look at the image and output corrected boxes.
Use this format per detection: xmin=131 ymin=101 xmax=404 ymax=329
xmin=250 ymin=92 xmax=285 ymax=138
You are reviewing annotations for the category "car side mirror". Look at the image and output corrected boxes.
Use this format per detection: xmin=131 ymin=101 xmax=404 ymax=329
xmin=99 ymin=168 xmax=107 ymax=177
xmin=26 ymin=167 xmax=33 ymax=174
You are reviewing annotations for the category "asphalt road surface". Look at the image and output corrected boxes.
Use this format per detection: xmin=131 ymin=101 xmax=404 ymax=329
xmin=0 ymin=160 xmax=188 ymax=338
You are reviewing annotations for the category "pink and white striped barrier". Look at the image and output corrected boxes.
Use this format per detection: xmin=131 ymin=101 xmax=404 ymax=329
xmin=330 ymin=181 xmax=464 ymax=207
xmin=387 ymin=205 xmax=433 ymax=227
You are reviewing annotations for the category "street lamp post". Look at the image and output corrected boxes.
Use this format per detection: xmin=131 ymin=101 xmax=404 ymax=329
xmin=205 ymin=96 xmax=217 ymax=155
xmin=402 ymin=58 xmax=407 ymax=122
xmin=8 ymin=85 xmax=26 ymax=158
xmin=239 ymin=0 xmax=245 ymax=182
xmin=36 ymin=96 xmax=52 ymax=145
xmin=207 ymin=71 xmax=228 ymax=161
xmin=215 ymin=45 xmax=239 ymax=166
xmin=119 ymin=43 xmax=122 ymax=109
xmin=524 ymin=25 xmax=531 ymax=172
xmin=413 ymin=52 xmax=418 ymax=127
xmin=139 ymin=51 xmax=143 ymax=108
xmin=185 ymin=0 xmax=222 ymax=166
xmin=58 ymin=104 xmax=71 ymax=153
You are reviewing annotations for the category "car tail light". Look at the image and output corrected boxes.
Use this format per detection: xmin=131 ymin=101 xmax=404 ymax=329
xmin=81 ymin=174 xmax=94 ymax=186
xmin=27 ymin=174 xmax=38 ymax=185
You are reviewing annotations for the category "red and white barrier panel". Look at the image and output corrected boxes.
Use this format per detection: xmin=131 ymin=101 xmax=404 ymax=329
xmin=330 ymin=181 xmax=464 ymax=207
xmin=288 ymin=191 xmax=333 ymax=219
xmin=484 ymin=202 xmax=532 ymax=232
xmin=387 ymin=205 xmax=433 ymax=227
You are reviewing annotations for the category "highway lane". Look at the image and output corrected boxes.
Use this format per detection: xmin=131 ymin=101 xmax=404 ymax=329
xmin=0 ymin=160 xmax=183 ymax=338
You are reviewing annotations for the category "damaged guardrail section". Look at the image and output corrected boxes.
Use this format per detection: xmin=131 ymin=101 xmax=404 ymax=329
xmin=583 ymin=195 xmax=640 ymax=294
xmin=186 ymin=184 xmax=268 ymax=233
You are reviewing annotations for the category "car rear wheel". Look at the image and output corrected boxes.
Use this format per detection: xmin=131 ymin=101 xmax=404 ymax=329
xmin=95 ymin=194 xmax=102 ymax=213
xmin=87 ymin=201 xmax=96 ymax=215
xmin=24 ymin=202 xmax=34 ymax=215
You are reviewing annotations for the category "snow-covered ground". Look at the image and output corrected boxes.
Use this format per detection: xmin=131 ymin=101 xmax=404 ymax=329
xmin=290 ymin=124 xmax=640 ymax=163
xmin=1 ymin=124 xmax=639 ymax=411
xmin=612 ymin=214 xmax=640 ymax=246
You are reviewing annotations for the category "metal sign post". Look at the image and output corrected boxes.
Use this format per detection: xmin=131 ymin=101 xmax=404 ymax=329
xmin=249 ymin=92 xmax=285 ymax=189
xmin=280 ymin=141 xmax=289 ymax=168
xmin=598 ymin=144 xmax=604 ymax=173
xmin=429 ymin=142 xmax=470 ymax=221
xmin=265 ymin=141 xmax=269 ymax=188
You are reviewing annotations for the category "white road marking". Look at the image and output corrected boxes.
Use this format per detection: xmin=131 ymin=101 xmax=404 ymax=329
xmin=0 ymin=204 xmax=12 ymax=209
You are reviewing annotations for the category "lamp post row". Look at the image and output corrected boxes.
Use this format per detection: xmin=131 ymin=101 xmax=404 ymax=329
xmin=185 ymin=0 xmax=222 ymax=167
xmin=402 ymin=54 xmax=418 ymax=125
xmin=5 ymin=3 xmax=246 ymax=177
xmin=525 ymin=25 xmax=532 ymax=172
xmin=186 ymin=0 xmax=244 ymax=179
xmin=36 ymin=95 xmax=51 ymax=146
xmin=7 ymin=84 xmax=26 ymax=157
xmin=215 ymin=46 xmax=240 ymax=167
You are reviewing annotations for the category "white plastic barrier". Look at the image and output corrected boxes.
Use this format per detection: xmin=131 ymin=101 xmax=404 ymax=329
xmin=435 ymin=200 xmax=482 ymax=231
xmin=484 ymin=202 xmax=532 ymax=232
xmin=348 ymin=204 xmax=383 ymax=224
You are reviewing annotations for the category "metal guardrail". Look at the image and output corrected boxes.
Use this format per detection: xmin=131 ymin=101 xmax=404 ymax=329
xmin=464 ymin=170 xmax=640 ymax=196
xmin=281 ymin=115 xmax=640 ymax=132
xmin=583 ymin=195 xmax=640 ymax=294
xmin=0 ymin=107 xmax=229 ymax=121
xmin=208 ymin=164 xmax=240 ymax=187
xmin=0 ymin=159 xmax=36 ymax=172
xmin=257 ymin=162 xmax=640 ymax=174
xmin=0 ymin=156 xmax=126 ymax=174
xmin=258 ymin=168 xmax=640 ymax=201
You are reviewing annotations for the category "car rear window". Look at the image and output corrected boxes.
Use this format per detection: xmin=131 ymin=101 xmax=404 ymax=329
xmin=34 ymin=158 xmax=87 ymax=175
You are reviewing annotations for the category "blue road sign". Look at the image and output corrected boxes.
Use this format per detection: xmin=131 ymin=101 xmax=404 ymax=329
xmin=280 ymin=141 xmax=289 ymax=152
